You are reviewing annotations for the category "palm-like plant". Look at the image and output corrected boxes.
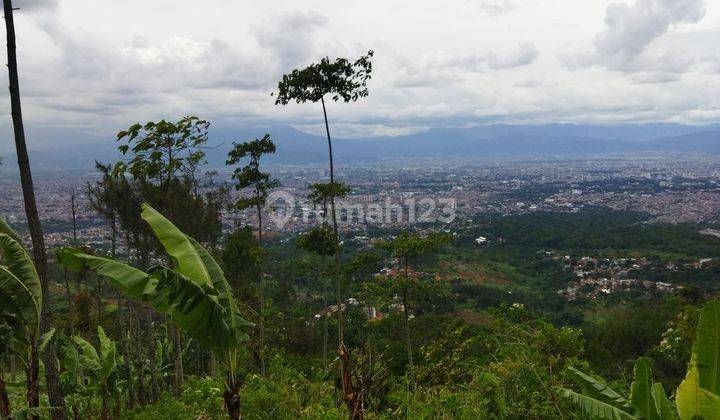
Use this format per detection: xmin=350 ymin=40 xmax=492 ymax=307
xmin=557 ymin=358 xmax=674 ymax=419
xmin=558 ymin=299 xmax=720 ymax=420
xmin=0 ymin=216 xmax=44 ymax=418
xmin=62 ymin=327 xmax=122 ymax=420
xmin=57 ymin=204 xmax=253 ymax=419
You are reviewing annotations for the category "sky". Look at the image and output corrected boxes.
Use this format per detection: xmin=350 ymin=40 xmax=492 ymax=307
xmin=0 ymin=0 xmax=719 ymax=152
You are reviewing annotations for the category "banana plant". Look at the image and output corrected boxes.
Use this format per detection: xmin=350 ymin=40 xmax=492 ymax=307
xmin=0 ymin=216 xmax=45 ymax=417
xmin=61 ymin=326 xmax=122 ymax=420
xmin=57 ymin=203 xmax=253 ymax=419
xmin=675 ymin=300 xmax=720 ymax=420
xmin=557 ymin=357 xmax=675 ymax=419
xmin=558 ymin=299 xmax=720 ymax=420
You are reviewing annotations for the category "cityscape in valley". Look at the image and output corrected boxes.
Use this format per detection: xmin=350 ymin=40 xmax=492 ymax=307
xmin=3 ymin=152 xmax=720 ymax=245
xmin=3 ymin=0 xmax=720 ymax=419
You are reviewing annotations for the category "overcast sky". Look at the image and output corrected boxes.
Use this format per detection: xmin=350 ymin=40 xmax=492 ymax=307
xmin=0 ymin=0 xmax=718 ymax=152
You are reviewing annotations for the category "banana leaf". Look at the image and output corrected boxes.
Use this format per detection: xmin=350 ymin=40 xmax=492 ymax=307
xmin=140 ymin=204 xmax=212 ymax=288
xmin=566 ymin=366 xmax=632 ymax=410
xmin=0 ymin=233 xmax=41 ymax=319
xmin=676 ymin=357 xmax=720 ymax=420
xmin=57 ymin=249 xmax=240 ymax=350
xmin=0 ymin=266 xmax=39 ymax=335
xmin=631 ymin=357 xmax=660 ymax=420
xmin=556 ymin=387 xmax=635 ymax=420
xmin=693 ymin=300 xmax=720 ymax=394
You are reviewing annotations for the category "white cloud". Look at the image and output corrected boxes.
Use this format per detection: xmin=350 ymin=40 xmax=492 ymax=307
xmin=563 ymin=0 xmax=709 ymax=75
xmin=596 ymin=0 xmax=705 ymax=62
xmin=0 ymin=0 xmax=718 ymax=153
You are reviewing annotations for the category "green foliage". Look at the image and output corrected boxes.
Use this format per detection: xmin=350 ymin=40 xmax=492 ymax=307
xmin=58 ymin=204 xmax=252 ymax=353
xmin=226 ymin=134 xmax=280 ymax=211
xmin=297 ymin=224 xmax=336 ymax=257
xmin=114 ymin=116 xmax=209 ymax=183
xmin=558 ymin=358 xmax=674 ymax=419
xmin=274 ymin=51 xmax=374 ymax=105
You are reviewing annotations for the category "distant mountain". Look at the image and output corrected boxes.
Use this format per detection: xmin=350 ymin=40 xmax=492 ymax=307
xmin=1 ymin=123 xmax=719 ymax=171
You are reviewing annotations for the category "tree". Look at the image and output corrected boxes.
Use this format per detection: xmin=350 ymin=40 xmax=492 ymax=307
xmin=58 ymin=204 xmax=253 ymax=419
xmin=226 ymin=133 xmax=279 ymax=376
xmin=275 ymin=51 xmax=373 ymax=357
xmin=111 ymin=117 xmax=222 ymax=396
xmin=113 ymin=116 xmax=209 ymax=188
xmin=221 ymin=225 xmax=263 ymax=301
xmin=297 ymin=224 xmax=335 ymax=371
xmin=375 ymin=232 xmax=450 ymax=390
xmin=2 ymin=2 xmax=67 ymax=417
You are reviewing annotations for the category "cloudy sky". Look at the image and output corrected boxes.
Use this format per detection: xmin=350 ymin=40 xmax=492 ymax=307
xmin=0 ymin=0 xmax=719 ymax=152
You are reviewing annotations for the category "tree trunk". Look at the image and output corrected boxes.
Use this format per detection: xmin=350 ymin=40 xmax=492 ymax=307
xmin=26 ymin=343 xmax=40 ymax=420
xmin=0 ymin=373 xmax=10 ymax=418
xmin=172 ymin=323 xmax=184 ymax=396
xmin=223 ymin=384 xmax=241 ymax=420
xmin=146 ymin=311 xmax=158 ymax=402
xmin=96 ymin=276 xmax=103 ymax=325
xmin=255 ymin=201 xmax=266 ymax=376
xmin=131 ymin=302 xmax=146 ymax=406
xmin=321 ymin=97 xmax=344 ymax=346
xmin=3 ymin=2 xmax=67 ymax=417
xmin=100 ymin=393 xmax=110 ymax=420
xmin=321 ymin=255 xmax=328 ymax=375
xmin=321 ymin=98 xmax=362 ymax=419
xmin=403 ymin=258 xmax=415 ymax=390
xmin=402 ymin=286 xmax=414 ymax=390
xmin=10 ymin=355 xmax=17 ymax=381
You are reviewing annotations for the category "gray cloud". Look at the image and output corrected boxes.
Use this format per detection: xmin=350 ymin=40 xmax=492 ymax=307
xmin=254 ymin=11 xmax=328 ymax=71
xmin=563 ymin=0 xmax=707 ymax=76
xmin=441 ymin=42 xmax=538 ymax=71
xmin=596 ymin=0 xmax=705 ymax=63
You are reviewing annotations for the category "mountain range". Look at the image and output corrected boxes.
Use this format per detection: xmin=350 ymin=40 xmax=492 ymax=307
xmin=1 ymin=123 xmax=719 ymax=171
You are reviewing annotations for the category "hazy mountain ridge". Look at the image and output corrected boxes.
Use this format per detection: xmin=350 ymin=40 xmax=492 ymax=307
xmin=2 ymin=123 xmax=719 ymax=170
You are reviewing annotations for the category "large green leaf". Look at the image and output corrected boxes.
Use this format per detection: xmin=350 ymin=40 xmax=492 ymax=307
xmin=73 ymin=335 xmax=102 ymax=373
xmin=631 ymin=357 xmax=660 ymax=420
xmin=186 ymin=236 xmax=253 ymax=341
xmin=140 ymin=204 xmax=212 ymax=288
xmin=58 ymin=249 xmax=239 ymax=351
xmin=0 ymin=265 xmax=39 ymax=335
xmin=566 ymin=366 xmax=631 ymax=410
xmin=0 ymin=216 xmax=19 ymax=241
xmin=557 ymin=387 xmax=635 ymax=420
xmin=693 ymin=300 xmax=720 ymax=395
xmin=97 ymin=326 xmax=117 ymax=381
xmin=651 ymin=383 xmax=675 ymax=420
xmin=0 ymin=233 xmax=41 ymax=310
xmin=57 ymin=249 xmax=149 ymax=300
xmin=147 ymin=266 xmax=236 ymax=349
xmin=676 ymin=358 xmax=720 ymax=420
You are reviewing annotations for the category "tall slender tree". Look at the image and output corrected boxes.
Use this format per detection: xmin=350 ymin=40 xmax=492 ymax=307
xmin=296 ymin=223 xmax=335 ymax=372
xmin=226 ymin=134 xmax=279 ymax=376
xmin=375 ymin=232 xmax=450 ymax=390
xmin=275 ymin=50 xmax=373 ymax=419
xmin=2 ymin=2 xmax=67 ymax=418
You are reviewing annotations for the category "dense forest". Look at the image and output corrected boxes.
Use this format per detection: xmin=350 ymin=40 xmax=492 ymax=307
xmin=3 ymin=1 xmax=720 ymax=419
